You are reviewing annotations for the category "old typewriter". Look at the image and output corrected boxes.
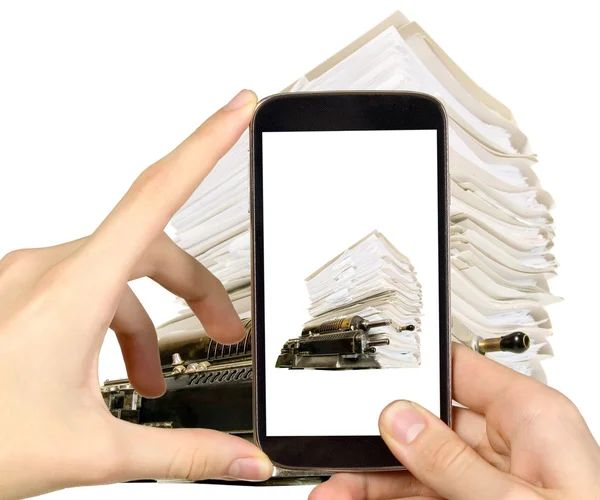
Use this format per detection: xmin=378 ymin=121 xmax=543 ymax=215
xmin=275 ymin=315 xmax=415 ymax=370
xmin=102 ymin=317 xmax=530 ymax=483
xmin=101 ymin=318 xmax=323 ymax=484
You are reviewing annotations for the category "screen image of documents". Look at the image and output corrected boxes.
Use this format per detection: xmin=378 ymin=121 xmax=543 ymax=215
xmin=275 ymin=231 xmax=422 ymax=370
xmin=101 ymin=8 xmax=558 ymax=479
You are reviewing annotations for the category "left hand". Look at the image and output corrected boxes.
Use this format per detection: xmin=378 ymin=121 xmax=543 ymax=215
xmin=0 ymin=89 xmax=273 ymax=500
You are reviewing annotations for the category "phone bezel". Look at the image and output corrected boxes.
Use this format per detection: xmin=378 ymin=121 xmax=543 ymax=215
xmin=250 ymin=91 xmax=450 ymax=471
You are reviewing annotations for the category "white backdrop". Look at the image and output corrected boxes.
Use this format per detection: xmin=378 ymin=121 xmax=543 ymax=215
xmin=1 ymin=1 xmax=599 ymax=499
xmin=262 ymin=130 xmax=440 ymax=436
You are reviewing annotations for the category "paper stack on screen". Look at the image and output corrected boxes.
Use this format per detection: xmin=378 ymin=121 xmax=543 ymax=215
xmin=301 ymin=231 xmax=422 ymax=368
xmin=158 ymin=11 xmax=558 ymax=381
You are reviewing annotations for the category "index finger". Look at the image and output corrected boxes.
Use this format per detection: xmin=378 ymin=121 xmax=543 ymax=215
xmin=452 ymin=342 xmax=545 ymax=417
xmin=83 ymin=89 xmax=257 ymax=282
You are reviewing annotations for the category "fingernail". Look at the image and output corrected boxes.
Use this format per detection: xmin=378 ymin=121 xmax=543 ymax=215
xmin=227 ymin=457 xmax=272 ymax=481
xmin=383 ymin=401 xmax=425 ymax=444
xmin=224 ymin=89 xmax=255 ymax=110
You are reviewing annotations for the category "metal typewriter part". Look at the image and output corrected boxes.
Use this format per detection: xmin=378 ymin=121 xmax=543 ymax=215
xmin=102 ymin=319 xmax=255 ymax=433
xmin=101 ymin=318 xmax=326 ymax=485
xmin=475 ymin=331 xmax=530 ymax=355
xmin=275 ymin=315 xmax=415 ymax=370
xmin=454 ymin=329 xmax=531 ymax=355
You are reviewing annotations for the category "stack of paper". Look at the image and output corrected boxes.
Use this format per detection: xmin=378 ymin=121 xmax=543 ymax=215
xmin=158 ymin=11 xmax=558 ymax=381
xmin=301 ymin=231 xmax=422 ymax=368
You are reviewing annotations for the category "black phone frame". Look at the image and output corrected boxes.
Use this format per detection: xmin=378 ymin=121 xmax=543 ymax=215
xmin=250 ymin=91 xmax=450 ymax=471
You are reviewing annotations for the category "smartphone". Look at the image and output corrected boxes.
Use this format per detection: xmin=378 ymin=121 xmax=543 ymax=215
xmin=250 ymin=91 xmax=450 ymax=470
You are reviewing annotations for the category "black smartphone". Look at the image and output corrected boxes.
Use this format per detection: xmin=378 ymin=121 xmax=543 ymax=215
xmin=250 ymin=91 xmax=450 ymax=471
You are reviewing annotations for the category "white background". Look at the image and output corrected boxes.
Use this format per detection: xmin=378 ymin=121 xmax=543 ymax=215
xmin=262 ymin=130 xmax=440 ymax=436
xmin=1 ymin=1 xmax=599 ymax=499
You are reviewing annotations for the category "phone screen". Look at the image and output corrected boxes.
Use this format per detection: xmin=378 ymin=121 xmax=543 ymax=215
xmin=261 ymin=128 xmax=442 ymax=437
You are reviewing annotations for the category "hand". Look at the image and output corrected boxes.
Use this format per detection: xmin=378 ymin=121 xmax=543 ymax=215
xmin=310 ymin=343 xmax=600 ymax=500
xmin=0 ymin=89 xmax=273 ymax=500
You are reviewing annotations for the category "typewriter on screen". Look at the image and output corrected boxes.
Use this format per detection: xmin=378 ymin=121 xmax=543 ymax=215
xmin=275 ymin=316 xmax=415 ymax=370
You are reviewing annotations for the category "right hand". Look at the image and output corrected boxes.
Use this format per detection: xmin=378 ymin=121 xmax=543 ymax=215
xmin=311 ymin=343 xmax=600 ymax=500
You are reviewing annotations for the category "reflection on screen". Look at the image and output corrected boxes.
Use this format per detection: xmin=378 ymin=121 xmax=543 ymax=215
xmin=262 ymin=130 xmax=440 ymax=436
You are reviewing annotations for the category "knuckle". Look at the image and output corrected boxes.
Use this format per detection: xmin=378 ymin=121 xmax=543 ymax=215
xmin=424 ymin=437 xmax=476 ymax=476
xmin=24 ymin=262 xmax=81 ymax=313
xmin=506 ymin=380 xmax=583 ymax=436
xmin=35 ymin=262 xmax=74 ymax=292
xmin=138 ymin=232 xmax=171 ymax=278
xmin=131 ymin=163 xmax=167 ymax=201
xmin=544 ymin=391 xmax=586 ymax=430
xmin=548 ymin=390 xmax=580 ymax=417
xmin=131 ymin=160 xmax=182 ymax=207
xmin=167 ymin=446 xmax=210 ymax=481
xmin=0 ymin=248 xmax=37 ymax=273
xmin=525 ymin=388 xmax=581 ymax=427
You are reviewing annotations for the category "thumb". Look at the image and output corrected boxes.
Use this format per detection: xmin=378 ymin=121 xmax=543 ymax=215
xmin=112 ymin=421 xmax=273 ymax=482
xmin=379 ymin=401 xmax=515 ymax=500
